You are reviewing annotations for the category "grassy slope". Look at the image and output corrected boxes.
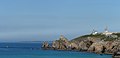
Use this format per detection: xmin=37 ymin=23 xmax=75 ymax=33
xmin=72 ymin=33 xmax=120 ymax=42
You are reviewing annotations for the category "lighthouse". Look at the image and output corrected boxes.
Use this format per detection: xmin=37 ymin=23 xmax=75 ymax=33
xmin=102 ymin=26 xmax=113 ymax=35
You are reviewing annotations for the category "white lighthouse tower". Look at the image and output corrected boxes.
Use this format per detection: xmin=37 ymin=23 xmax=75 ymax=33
xmin=102 ymin=26 xmax=113 ymax=35
xmin=92 ymin=28 xmax=98 ymax=35
xmin=105 ymin=26 xmax=108 ymax=32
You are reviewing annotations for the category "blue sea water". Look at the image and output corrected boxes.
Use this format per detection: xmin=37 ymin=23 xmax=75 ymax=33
xmin=0 ymin=42 xmax=112 ymax=58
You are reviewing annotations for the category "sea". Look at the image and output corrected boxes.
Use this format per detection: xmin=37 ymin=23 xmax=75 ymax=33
xmin=0 ymin=42 xmax=112 ymax=58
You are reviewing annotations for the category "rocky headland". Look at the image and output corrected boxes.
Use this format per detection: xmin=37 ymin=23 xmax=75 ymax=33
xmin=42 ymin=33 xmax=120 ymax=54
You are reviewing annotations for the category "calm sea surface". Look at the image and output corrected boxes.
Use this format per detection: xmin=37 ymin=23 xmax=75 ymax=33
xmin=0 ymin=42 xmax=112 ymax=58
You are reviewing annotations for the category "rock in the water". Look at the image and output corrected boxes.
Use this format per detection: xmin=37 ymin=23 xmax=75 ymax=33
xmin=112 ymin=51 xmax=120 ymax=58
xmin=42 ymin=41 xmax=50 ymax=49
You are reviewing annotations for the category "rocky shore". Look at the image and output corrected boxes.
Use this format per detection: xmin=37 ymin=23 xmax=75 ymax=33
xmin=42 ymin=33 xmax=120 ymax=54
xmin=112 ymin=51 xmax=120 ymax=58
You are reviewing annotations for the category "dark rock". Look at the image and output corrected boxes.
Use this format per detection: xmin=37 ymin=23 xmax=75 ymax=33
xmin=113 ymin=51 xmax=120 ymax=58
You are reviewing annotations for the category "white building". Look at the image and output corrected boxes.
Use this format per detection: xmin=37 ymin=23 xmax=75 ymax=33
xmin=102 ymin=26 xmax=113 ymax=35
xmin=92 ymin=29 xmax=98 ymax=35
xmin=92 ymin=31 xmax=98 ymax=35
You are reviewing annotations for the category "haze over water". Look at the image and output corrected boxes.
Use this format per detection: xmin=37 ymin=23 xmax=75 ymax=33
xmin=0 ymin=0 xmax=118 ymax=58
xmin=0 ymin=0 xmax=120 ymax=42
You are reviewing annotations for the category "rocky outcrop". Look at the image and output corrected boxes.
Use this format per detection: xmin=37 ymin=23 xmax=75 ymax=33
xmin=42 ymin=41 xmax=50 ymax=49
xmin=78 ymin=41 xmax=88 ymax=51
xmin=78 ymin=39 xmax=93 ymax=51
xmin=104 ymin=41 xmax=120 ymax=54
xmin=52 ymin=35 xmax=69 ymax=50
xmin=70 ymin=42 xmax=79 ymax=50
xmin=42 ymin=34 xmax=120 ymax=54
xmin=87 ymin=41 xmax=120 ymax=54
xmin=112 ymin=50 xmax=120 ymax=58
xmin=88 ymin=41 xmax=105 ymax=54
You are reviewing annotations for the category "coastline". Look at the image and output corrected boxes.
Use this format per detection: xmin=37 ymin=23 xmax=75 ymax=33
xmin=42 ymin=33 xmax=120 ymax=56
xmin=42 ymin=43 xmax=113 ymax=55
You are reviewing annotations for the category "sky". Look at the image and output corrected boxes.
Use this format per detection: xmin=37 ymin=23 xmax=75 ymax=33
xmin=0 ymin=0 xmax=120 ymax=42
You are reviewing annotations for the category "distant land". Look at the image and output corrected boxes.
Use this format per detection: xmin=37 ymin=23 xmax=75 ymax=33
xmin=19 ymin=41 xmax=53 ymax=43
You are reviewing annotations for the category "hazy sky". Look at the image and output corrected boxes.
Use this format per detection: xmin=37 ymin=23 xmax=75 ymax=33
xmin=0 ymin=0 xmax=120 ymax=42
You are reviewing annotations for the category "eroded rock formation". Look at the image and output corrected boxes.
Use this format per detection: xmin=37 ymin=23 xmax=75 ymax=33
xmin=42 ymin=33 xmax=120 ymax=54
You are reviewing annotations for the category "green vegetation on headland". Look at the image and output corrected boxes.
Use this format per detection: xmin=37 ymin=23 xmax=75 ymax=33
xmin=73 ymin=33 xmax=119 ymax=41
xmin=73 ymin=33 xmax=105 ymax=41
xmin=80 ymin=34 xmax=105 ymax=38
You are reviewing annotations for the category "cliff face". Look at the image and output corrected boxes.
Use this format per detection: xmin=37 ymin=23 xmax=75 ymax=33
xmin=42 ymin=33 xmax=120 ymax=54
